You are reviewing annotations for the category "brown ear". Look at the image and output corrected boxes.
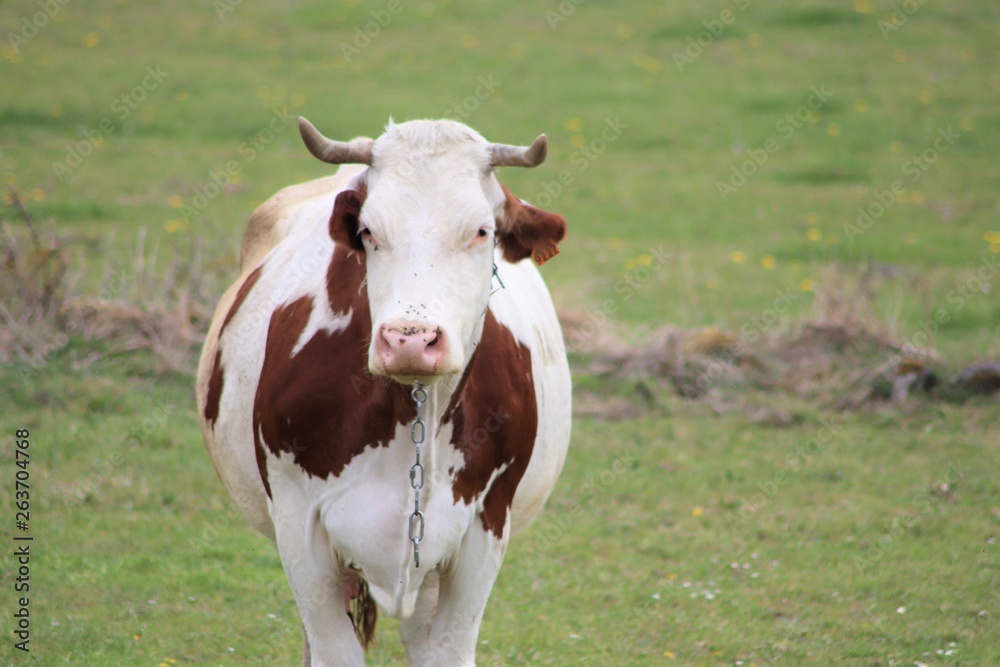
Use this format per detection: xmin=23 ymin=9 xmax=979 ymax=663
xmin=328 ymin=182 xmax=367 ymax=251
xmin=497 ymin=184 xmax=567 ymax=266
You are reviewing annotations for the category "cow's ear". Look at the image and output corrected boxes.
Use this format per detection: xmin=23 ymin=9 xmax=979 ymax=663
xmin=496 ymin=184 xmax=567 ymax=266
xmin=329 ymin=183 xmax=367 ymax=251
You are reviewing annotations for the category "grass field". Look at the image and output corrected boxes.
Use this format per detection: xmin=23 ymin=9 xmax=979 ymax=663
xmin=1 ymin=1 xmax=999 ymax=665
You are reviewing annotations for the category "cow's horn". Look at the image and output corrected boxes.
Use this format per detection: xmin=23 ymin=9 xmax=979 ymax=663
xmin=489 ymin=134 xmax=547 ymax=168
xmin=298 ymin=117 xmax=374 ymax=165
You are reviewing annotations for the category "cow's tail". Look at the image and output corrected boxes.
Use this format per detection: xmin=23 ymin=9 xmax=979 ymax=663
xmin=348 ymin=578 xmax=378 ymax=649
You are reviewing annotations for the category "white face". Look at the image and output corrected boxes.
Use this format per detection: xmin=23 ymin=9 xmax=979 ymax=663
xmin=359 ymin=129 xmax=505 ymax=383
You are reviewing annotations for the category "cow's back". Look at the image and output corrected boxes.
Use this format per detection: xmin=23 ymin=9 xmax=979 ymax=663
xmin=239 ymin=163 xmax=367 ymax=271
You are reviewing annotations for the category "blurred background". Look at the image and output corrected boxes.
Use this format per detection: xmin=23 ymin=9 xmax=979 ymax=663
xmin=1 ymin=1 xmax=998 ymax=665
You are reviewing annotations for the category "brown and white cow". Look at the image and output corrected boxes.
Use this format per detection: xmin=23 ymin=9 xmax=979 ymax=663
xmin=196 ymin=117 xmax=572 ymax=666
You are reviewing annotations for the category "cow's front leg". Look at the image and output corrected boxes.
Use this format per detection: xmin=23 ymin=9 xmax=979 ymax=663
xmin=272 ymin=496 xmax=364 ymax=667
xmin=422 ymin=524 xmax=507 ymax=667
xmin=399 ymin=570 xmax=440 ymax=666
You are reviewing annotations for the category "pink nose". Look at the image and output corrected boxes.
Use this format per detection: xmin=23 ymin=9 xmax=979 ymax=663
xmin=377 ymin=321 xmax=447 ymax=376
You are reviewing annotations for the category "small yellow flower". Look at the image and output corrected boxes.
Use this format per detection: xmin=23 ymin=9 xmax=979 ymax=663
xmin=292 ymin=92 xmax=308 ymax=108
xmin=664 ymin=650 xmax=676 ymax=658
xmin=806 ymin=110 xmax=822 ymax=124
xmin=910 ymin=191 xmax=925 ymax=204
xmin=892 ymin=48 xmax=906 ymax=62
xmin=761 ymin=255 xmax=775 ymax=270
xmin=605 ymin=237 xmax=623 ymax=250
xmin=31 ymin=188 xmax=44 ymax=202
xmin=133 ymin=634 xmax=141 ymax=640
xmin=853 ymin=99 xmax=869 ymax=113
xmin=615 ymin=24 xmax=631 ymax=38
xmin=895 ymin=191 xmax=908 ymax=203
xmin=564 ymin=117 xmax=584 ymax=132
xmin=729 ymin=251 xmax=746 ymax=264
xmin=919 ymin=90 xmax=934 ymax=104
xmin=83 ymin=32 xmax=100 ymax=48
xmin=800 ymin=278 xmax=815 ymax=292
xmin=175 ymin=89 xmax=190 ymax=102
xmin=989 ymin=243 xmax=1000 ymax=254
xmin=168 ymin=195 xmax=184 ymax=208
xmin=667 ymin=572 xmax=677 ymax=579
xmin=961 ymin=117 xmax=974 ymax=131
xmin=853 ymin=0 xmax=874 ymax=14
xmin=637 ymin=254 xmax=652 ymax=266
xmin=569 ymin=134 xmax=585 ymax=149
xmin=692 ymin=507 xmax=704 ymax=517
xmin=983 ymin=231 xmax=1000 ymax=244
xmin=807 ymin=228 xmax=822 ymax=241
xmin=4 ymin=173 xmax=16 ymax=185
xmin=827 ymin=123 xmax=841 ymax=137
xmin=889 ymin=140 xmax=904 ymax=154
xmin=706 ymin=278 xmax=720 ymax=290
xmin=631 ymin=54 xmax=661 ymax=73
xmin=625 ymin=258 xmax=636 ymax=270
xmin=2 ymin=46 xmax=22 ymax=63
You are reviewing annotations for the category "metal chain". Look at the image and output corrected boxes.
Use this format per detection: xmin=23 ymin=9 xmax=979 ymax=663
xmin=408 ymin=382 xmax=427 ymax=567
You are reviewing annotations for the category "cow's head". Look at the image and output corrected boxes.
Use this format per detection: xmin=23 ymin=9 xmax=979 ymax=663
xmin=299 ymin=117 xmax=567 ymax=384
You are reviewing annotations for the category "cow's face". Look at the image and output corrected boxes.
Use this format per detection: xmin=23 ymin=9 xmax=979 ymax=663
xmin=301 ymin=118 xmax=566 ymax=384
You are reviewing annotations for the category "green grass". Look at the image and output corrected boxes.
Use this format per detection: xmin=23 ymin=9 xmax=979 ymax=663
xmin=1 ymin=0 xmax=999 ymax=665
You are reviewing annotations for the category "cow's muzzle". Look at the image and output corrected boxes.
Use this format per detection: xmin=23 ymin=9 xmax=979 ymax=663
xmin=375 ymin=321 xmax=451 ymax=380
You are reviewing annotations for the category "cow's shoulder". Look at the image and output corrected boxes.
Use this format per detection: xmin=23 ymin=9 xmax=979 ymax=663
xmin=446 ymin=308 xmax=538 ymax=537
xmin=240 ymin=164 xmax=367 ymax=271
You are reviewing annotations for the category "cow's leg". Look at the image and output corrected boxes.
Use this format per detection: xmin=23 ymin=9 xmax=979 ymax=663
xmin=399 ymin=571 xmax=440 ymax=666
xmin=272 ymin=498 xmax=364 ymax=667
xmin=421 ymin=525 xmax=506 ymax=667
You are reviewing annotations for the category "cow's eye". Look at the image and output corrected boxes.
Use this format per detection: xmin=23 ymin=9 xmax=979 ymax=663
xmin=477 ymin=228 xmax=489 ymax=238
xmin=358 ymin=227 xmax=372 ymax=238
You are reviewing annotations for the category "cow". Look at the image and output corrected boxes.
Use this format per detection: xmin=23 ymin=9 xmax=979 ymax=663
xmin=196 ymin=116 xmax=572 ymax=666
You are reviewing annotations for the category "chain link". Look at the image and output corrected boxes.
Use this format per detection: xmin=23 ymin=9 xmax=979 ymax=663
xmin=408 ymin=382 xmax=428 ymax=567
